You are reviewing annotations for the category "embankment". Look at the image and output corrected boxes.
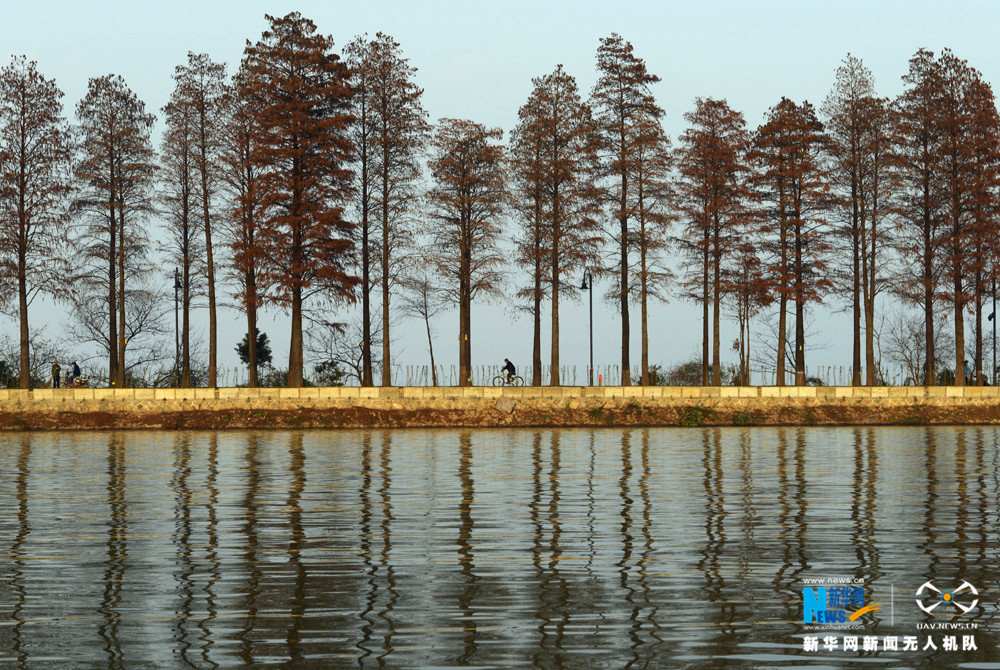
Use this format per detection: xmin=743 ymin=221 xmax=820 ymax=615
xmin=0 ymin=385 xmax=998 ymax=430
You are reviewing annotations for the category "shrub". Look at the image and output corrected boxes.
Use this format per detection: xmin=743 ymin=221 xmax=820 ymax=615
xmin=732 ymin=410 xmax=760 ymax=426
xmin=679 ymin=407 xmax=706 ymax=427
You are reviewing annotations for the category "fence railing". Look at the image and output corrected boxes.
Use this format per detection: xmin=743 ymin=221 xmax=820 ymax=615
xmin=71 ymin=362 xmax=937 ymax=388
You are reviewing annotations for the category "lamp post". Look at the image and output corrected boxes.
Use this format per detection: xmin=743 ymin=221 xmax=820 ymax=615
xmin=174 ymin=267 xmax=182 ymax=387
xmin=581 ymin=269 xmax=593 ymax=386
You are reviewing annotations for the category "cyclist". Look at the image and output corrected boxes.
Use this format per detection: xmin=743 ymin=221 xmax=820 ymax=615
xmin=502 ymin=358 xmax=516 ymax=384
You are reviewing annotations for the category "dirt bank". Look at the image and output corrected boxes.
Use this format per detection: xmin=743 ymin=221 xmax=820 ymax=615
xmin=1 ymin=397 xmax=997 ymax=431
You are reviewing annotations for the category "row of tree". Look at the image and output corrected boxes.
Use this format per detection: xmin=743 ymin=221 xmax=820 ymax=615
xmin=0 ymin=13 xmax=998 ymax=388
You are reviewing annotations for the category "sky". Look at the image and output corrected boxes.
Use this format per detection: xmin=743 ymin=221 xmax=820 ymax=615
xmin=2 ymin=0 xmax=999 ymax=384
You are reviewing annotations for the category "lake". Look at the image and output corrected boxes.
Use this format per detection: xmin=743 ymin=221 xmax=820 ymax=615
xmin=1 ymin=427 xmax=998 ymax=668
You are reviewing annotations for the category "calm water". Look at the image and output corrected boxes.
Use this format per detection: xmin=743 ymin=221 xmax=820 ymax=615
xmin=0 ymin=427 xmax=999 ymax=668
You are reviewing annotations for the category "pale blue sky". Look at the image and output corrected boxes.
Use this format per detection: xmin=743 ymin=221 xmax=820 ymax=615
xmin=3 ymin=1 xmax=996 ymax=382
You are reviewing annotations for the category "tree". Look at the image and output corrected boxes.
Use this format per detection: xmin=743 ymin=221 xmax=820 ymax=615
xmin=964 ymin=76 xmax=1000 ymax=385
xmin=676 ymin=97 xmax=753 ymax=385
xmin=629 ymin=111 xmax=674 ymax=385
xmin=0 ymin=56 xmax=73 ymax=388
xmin=73 ymin=74 xmax=156 ymax=387
xmin=590 ymin=33 xmax=662 ymax=386
xmin=344 ymin=37 xmax=377 ymax=387
xmin=884 ymin=308 xmax=953 ymax=385
xmin=510 ymin=98 xmax=549 ymax=386
xmin=398 ymin=260 xmax=446 ymax=386
xmin=346 ymin=33 xmax=429 ymax=387
xmin=171 ymin=52 xmax=227 ymax=388
xmin=240 ymin=12 xmax=358 ymax=387
xmin=426 ymin=118 xmax=507 ymax=386
xmin=726 ymin=233 xmax=772 ymax=385
xmin=894 ymin=49 xmax=948 ymax=385
xmin=219 ymin=70 xmax=269 ymax=388
xmin=931 ymin=51 xmax=1000 ymax=386
xmin=753 ymin=97 xmax=832 ymax=385
xmin=236 ymin=327 xmax=271 ymax=378
xmin=823 ymin=55 xmax=894 ymax=386
xmin=71 ymin=284 xmax=166 ymax=384
xmin=306 ymin=317 xmax=382 ymax=385
xmin=937 ymin=50 xmax=976 ymax=386
xmin=510 ymin=65 xmax=601 ymax=386
xmin=161 ymin=63 xmax=203 ymax=387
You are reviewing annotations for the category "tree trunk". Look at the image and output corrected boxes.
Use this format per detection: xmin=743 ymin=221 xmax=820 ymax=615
xmin=701 ymin=226 xmax=709 ymax=385
xmin=619 ymin=170 xmax=631 ymax=386
xmin=108 ymin=184 xmax=118 ymax=386
xmin=550 ymin=196 xmax=560 ymax=387
xmin=18 ymin=249 xmax=28 ymax=389
xmin=640 ymin=234 xmax=649 ymax=386
xmin=288 ymin=197 xmax=303 ymax=388
xmin=776 ymin=223 xmax=787 ymax=387
xmin=711 ymin=216 xmax=721 ymax=386
xmin=924 ymin=275 xmax=935 ymax=386
xmin=795 ymin=296 xmax=806 ymax=386
xmin=794 ymin=221 xmax=805 ymax=386
xmin=289 ymin=284 xmax=303 ymax=387
xmin=458 ymin=239 xmax=471 ymax=387
xmin=380 ymin=203 xmax=391 ymax=387
xmin=380 ymin=122 xmax=392 ymax=388
xmin=182 ymin=262 xmax=191 ymax=387
xmin=532 ymin=206 xmax=542 ymax=386
xmin=955 ymin=269 xmax=966 ymax=386
xmin=247 ymin=277 xmax=258 ymax=388
xmin=852 ymin=211 xmax=861 ymax=386
xmin=863 ymin=180 xmax=877 ymax=386
xmin=922 ymin=160 xmax=935 ymax=386
xmin=425 ymin=306 xmax=437 ymax=387
xmin=550 ymin=260 xmax=560 ymax=387
xmin=361 ymin=216 xmax=373 ymax=386
xmin=116 ymin=204 xmax=127 ymax=388
xmin=975 ymin=276 xmax=983 ymax=385
xmin=200 ymin=110 xmax=217 ymax=388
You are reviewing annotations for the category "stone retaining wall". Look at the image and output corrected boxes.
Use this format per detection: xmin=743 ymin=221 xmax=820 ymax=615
xmin=0 ymin=385 xmax=998 ymax=430
xmin=9 ymin=383 xmax=1000 ymax=403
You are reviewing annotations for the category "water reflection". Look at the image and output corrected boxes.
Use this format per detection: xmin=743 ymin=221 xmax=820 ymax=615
xmin=99 ymin=434 xmax=127 ymax=669
xmin=10 ymin=435 xmax=30 ymax=668
xmin=456 ymin=432 xmax=477 ymax=665
xmin=1 ymin=427 xmax=1000 ymax=667
xmin=850 ymin=428 xmax=882 ymax=629
xmin=237 ymin=434 xmax=262 ymax=666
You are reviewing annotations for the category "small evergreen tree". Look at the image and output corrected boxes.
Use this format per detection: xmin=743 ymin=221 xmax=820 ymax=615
xmin=236 ymin=328 xmax=271 ymax=379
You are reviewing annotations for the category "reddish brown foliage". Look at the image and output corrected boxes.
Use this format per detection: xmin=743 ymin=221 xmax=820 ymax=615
xmin=0 ymin=56 xmax=72 ymax=388
xmin=240 ymin=12 xmax=358 ymax=387
xmin=676 ymin=97 xmax=753 ymax=385
xmin=753 ymin=97 xmax=831 ymax=386
xmin=427 ymin=119 xmax=507 ymax=386
xmin=591 ymin=33 xmax=662 ymax=385
xmin=510 ymin=65 xmax=601 ymax=386
xmin=74 ymin=74 xmax=156 ymax=387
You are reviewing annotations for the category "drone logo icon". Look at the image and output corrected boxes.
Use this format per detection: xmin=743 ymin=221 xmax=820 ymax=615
xmin=915 ymin=581 xmax=979 ymax=616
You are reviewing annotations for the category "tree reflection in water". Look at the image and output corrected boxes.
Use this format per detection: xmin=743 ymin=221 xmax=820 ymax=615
xmin=0 ymin=428 xmax=997 ymax=668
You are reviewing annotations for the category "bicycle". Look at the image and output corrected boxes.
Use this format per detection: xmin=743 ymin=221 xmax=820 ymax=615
xmin=492 ymin=373 xmax=524 ymax=387
xmin=66 ymin=376 xmax=89 ymax=388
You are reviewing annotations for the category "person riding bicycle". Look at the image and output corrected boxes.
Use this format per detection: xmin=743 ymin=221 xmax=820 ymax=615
xmin=502 ymin=358 xmax=516 ymax=384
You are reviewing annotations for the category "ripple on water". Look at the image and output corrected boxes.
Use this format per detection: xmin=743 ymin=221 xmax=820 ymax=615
xmin=0 ymin=426 xmax=998 ymax=667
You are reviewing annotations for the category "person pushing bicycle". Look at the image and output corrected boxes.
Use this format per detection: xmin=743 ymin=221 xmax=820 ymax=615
xmin=502 ymin=358 xmax=516 ymax=384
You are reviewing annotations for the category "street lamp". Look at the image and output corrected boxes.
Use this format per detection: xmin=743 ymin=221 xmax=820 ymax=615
xmin=174 ymin=267 xmax=182 ymax=387
xmin=580 ymin=269 xmax=593 ymax=386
